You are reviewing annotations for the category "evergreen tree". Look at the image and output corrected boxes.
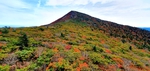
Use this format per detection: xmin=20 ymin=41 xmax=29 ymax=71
xmin=129 ymin=46 xmax=132 ymax=50
xmin=93 ymin=45 xmax=97 ymax=52
xmin=18 ymin=32 xmax=29 ymax=50
xmin=61 ymin=33 xmax=65 ymax=37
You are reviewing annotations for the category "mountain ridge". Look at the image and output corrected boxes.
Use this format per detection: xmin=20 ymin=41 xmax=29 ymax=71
xmin=44 ymin=10 xmax=150 ymax=50
xmin=45 ymin=11 xmax=150 ymax=33
xmin=45 ymin=11 xmax=148 ymax=29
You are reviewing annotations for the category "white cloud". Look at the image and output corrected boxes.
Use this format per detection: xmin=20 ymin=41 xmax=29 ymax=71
xmin=75 ymin=0 xmax=150 ymax=27
xmin=0 ymin=0 xmax=30 ymax=9
xmin=46 ymin=0 xmax=115 ymax=6
xmin=0 ymin=0 xmax=150 ymax=27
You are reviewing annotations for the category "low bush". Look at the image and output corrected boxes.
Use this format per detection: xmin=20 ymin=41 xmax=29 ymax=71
xmin=0 ymin=65 xmax=10 ymax=71
xmin=16 ymin=50 xmax=33 ymax=61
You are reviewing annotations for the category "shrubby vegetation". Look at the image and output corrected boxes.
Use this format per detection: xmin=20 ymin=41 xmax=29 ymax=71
xmin=0 ymin=20 xmax=150 ymax=71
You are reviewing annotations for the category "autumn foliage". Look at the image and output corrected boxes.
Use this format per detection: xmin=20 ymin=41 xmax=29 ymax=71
xmin=53 ymin=48 xmax=58 ymax=52
xmin=105 ymin=49 xmax=112 ymax=53
xmin=65 ymin=45 xmax=71 ymax=50
xmin=0 ymin=11 xmax=150 ymax=71
xmin=74 ymin=48 xmax=80 ymax=52
xmin=79 ymin=62 xmax=88 ymax=68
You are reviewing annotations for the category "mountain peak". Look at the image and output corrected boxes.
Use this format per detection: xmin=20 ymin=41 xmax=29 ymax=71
xmin=49 ymin=11 xmax=75 ymax=25
xmin=67 ymin=10 xmax=82 ymax=15
xmin=68 ymin=10 xmax=78 ymax=13
xmin=48 ymin=10 xmax=94 ymax=25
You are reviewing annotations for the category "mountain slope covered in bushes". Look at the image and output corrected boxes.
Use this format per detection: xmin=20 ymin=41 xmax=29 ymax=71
xmin=0 ymin=11 xmax=150 ymax=71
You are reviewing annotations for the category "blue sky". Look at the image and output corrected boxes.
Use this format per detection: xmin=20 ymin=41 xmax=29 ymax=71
xmin=0 ymin=0 xmax=150 ymax=27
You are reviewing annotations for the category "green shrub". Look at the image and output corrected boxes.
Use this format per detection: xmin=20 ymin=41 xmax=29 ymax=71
xmin=92 ymin=45 xmax=103 ymax=53
xmin=28 ymin=63 xmax=38 ymax=70
xmin=39 ymin=28 xmax=44 ymax=31
xmin=16 ymin=50 xmax=33 ymax=61
xmin=16 ymin=67 xmax=28 ymax=71
xmin=29 ymin=38 xmax=42 ymax=47
xmin=63 ymin=51 xmax=80 ymax=63
xmin=0 ymin=53 xmax=7 ymax=60
xmin=89 ymin=52 xmax=112 ymax=65
xmin=67 ymin=41 xmax=79 ymax=45
xmin=37 ymin=49 xmax=54 ymax=66
xmin=0 ymin=37 xmax=8 ymax=41
xmin=37 ymin=56 xmax=48 ymax=66
xmin=4 ymin=44 xmax=18 ymax=52
xmin=132 ymin=58 xmax=144 ymax=68
xmin=0 ymin=65 xmax=10 ymax=71
xmin=1 ymin=28 xmax=9 ymax=34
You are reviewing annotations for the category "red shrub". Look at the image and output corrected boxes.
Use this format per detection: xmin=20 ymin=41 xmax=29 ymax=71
xmin=65 ymin=45 xmax=71 ymax=50
xmin=48 ymin=43 xmax=53 ymax=48
xmin=117 ymin=63 xmax=123 ymax=69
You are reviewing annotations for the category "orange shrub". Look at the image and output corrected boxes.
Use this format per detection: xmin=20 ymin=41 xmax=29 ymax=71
xmin=82 ymin=36 xmax=86 ymax=39
xmin=105 ymin=49 xmax=112 ymax=54
xmin=101 ymin=40 xmax=105 ymax=44
xmin=76 ymin=67 xmax=81 ymax=71
xmin=58 ymin=57 xmax=63 ymax=63
xmin=74 ymin=48 xmax=80 ymax=53
xmin=79 ymin=56 xmax=85 ymax=61
xmin=62 ymin=40 xmax=67 ymax=43
xmin=141 ymin=49 xmax=145 ymax=52
xmin=52 ymin=62 xmax=57 ymax=68
xmin=112 ymin=58 xmax=123 ymax=65
xmin=70 ymin=33 xmax=75 ymax=38
xmin=0 ymin=43 xmax=3 ymax=47
xmin=53 ymin=48 xmax=58 ymax=52
xmin=79 ymin=62 xmax=88 ymax=68
xmin=46 ymin=63 xmax=53 ymax=70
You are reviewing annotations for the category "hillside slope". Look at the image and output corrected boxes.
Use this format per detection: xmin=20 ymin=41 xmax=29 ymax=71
xmin=45 ymin=11 xmax=150 ymax=50
xmin=0 ymin=11 xmax=150 ymax=71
